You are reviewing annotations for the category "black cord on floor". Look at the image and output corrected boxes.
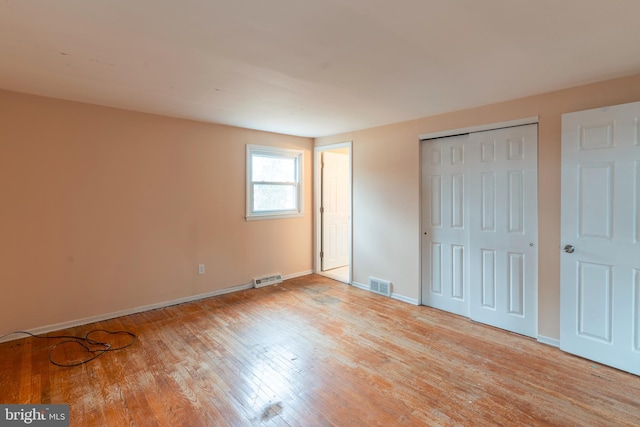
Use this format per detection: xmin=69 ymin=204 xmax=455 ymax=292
xmin=0 ymin=330 xmax=137 ymax=367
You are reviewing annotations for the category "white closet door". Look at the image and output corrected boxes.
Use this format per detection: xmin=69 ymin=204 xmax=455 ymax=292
xmin=421 ymin=135 xmax=470 ymax=316
xmin=560 ymin=102 xmax=640 ymax=375
xmin=422 ymin=124 xmax=538 ymax=338
xmin=468 ymin=124 xmax=538 ymax=338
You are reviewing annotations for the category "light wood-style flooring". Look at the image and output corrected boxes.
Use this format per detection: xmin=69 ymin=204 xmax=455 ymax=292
xmin=1 ymin=274 xmax=640 ymax=426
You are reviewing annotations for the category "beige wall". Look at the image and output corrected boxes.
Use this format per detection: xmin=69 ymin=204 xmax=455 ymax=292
xmin=315 ymin=73 xmax=640 ymax=340
xmin=0 ymin=90 xmax=313 ymax=335
xmin=4 ymin=73 xmax=640 ymax=341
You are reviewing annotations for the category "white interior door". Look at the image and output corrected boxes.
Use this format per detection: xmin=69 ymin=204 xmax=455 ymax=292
xmin=469 ymin=124 xmax=538 ymax=338
xmin=560 ymin=102 xmax=640 ymax=375
xmin=421 ymin=135 xmax=470 ymax=316
xmin=321 ymin=151 xmax=350 ymax=271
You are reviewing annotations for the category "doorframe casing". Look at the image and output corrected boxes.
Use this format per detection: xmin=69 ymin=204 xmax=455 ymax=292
xmin=418 ymin=117 xmax=539 ymax=141
xmin=418 ymin=116 xmax=539 ymax=306
xmin=314 ymin=142 xmax=353 ymax=284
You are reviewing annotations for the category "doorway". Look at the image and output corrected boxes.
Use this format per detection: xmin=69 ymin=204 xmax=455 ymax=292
xmin=315 ymin=143 xmax=352 ymax=284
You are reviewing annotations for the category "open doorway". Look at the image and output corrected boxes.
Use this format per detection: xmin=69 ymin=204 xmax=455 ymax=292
xmin=314 ymin=142 xmax=352 ymax=284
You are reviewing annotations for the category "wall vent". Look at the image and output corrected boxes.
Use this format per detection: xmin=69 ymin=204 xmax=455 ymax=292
xmin=369 ymin=277 xmax=391 ymax=297
xmin=253 ymin=274 xmax=283 ymax=288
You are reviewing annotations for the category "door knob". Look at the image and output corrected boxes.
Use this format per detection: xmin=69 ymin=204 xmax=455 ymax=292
xmin=563 ymin=245 xmax=575 ymax=254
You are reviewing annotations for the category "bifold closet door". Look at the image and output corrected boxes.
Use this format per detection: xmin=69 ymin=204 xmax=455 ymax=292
xmin=422 ymin=124 xmax=538 ymax=338
xmin=421 ymin=135 xmax=470 ymax=317
xmin=468 ymin=124 xmax=538 ymax=338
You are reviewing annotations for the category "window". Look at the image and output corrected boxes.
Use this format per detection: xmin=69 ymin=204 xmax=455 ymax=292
xmin=246 ymin=145 xmax=303 ymax=220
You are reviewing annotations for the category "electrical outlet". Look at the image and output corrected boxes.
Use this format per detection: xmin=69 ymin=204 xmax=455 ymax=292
xmin=198 ymin=264 xmax=205 ymax=275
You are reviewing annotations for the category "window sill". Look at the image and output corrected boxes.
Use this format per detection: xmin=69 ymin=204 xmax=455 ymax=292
xmin=245 ymin=212 xmax=304 ymax=221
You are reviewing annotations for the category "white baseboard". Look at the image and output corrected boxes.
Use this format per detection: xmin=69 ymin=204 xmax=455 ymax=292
xmin=0 ymin=270 xmax=313 ymax=344
xmin=391 ymin=293 xmax=420 ymax=306
xmin=283 ymin=270 xmax=313 ymax=280
xmin=537 ymin=335 xmax=560 ymax=347
xmin=351 ymin=281 xmax=368 ymax=291
xmin=351 ymin=281 xmax=419 ymax=305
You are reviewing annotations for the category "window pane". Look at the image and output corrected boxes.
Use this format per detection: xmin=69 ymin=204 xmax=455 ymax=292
xmin=253 ymin=184 xmax=297 ymax=212
xmin=252 ymin=155 xmax=297 ymax=182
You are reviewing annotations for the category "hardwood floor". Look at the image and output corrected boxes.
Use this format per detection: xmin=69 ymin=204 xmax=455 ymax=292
xmin=1 ymin=274 xmax=640 ymax=426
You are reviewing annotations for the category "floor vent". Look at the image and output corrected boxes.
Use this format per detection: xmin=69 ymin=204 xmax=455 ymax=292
xmin=253 ymin=274 xmax=283 ymax=288
xmin=369 ymin=277 xmax=391 ymax=297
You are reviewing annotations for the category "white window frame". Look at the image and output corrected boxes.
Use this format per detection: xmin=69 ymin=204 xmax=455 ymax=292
xmin=246 ymin=144 xmax=304 ymax=220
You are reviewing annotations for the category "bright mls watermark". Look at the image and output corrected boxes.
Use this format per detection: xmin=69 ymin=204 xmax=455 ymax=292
xmin=0 ymin=405 xmax=69 ymax=426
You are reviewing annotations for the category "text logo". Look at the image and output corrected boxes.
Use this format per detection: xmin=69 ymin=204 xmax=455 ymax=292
xmin=0 ymin=405 xmax=69 ymax=426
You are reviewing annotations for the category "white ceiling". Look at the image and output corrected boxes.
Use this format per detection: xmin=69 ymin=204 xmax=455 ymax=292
xmin=1 ymin=1 xmax=640 ymax=138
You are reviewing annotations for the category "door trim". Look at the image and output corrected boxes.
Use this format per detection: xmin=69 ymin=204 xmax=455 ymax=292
xmin=419 ymin=116 xmax=539 ymax=141
xmin=314 ymin=142 xmax=353 ymax=284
